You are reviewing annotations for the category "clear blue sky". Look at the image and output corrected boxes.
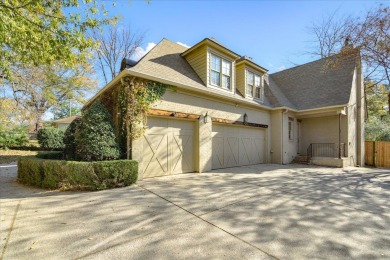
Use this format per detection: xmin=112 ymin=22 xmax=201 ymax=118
xmin=104 ymin=0 xmax=385 ymax=74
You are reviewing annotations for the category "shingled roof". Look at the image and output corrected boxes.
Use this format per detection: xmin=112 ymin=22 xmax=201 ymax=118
xmin=125 ymin=38 xmax=357 ymax=111
xmin=270 ymin=53 xmax=357 ymax=110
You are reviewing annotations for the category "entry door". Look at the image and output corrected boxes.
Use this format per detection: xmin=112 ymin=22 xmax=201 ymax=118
xmin=212 ymin=124 xmax=265 ymax=169
xmin=143 ymin=117 xmax=194 ymax=178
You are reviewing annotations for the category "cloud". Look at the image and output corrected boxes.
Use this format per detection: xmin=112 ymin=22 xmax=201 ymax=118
xmin=278 ymin=65 xmax=286 ymax=71
xmin=176 ymin=41 xmax=191 ymax=48
xmin=132 ymin=42 xmax=157 ymax=61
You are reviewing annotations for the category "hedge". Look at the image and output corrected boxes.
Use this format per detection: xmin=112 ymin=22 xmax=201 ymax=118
xmin=18 ymin=157 xmax=138 ymax=191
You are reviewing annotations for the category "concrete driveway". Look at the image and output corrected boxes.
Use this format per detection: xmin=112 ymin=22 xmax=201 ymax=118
xmin=1 ymin=163 xmax=389 ymax=259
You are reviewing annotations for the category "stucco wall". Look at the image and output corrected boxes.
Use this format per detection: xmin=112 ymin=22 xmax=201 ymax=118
xmin=285 ymin=113 xmax=299 ymax=164
xmin=133 ymin=89 xmax=272 ymax=179
xmin=153 ymin=89 xmax=271 ymax=126
xmin=270 ymin=111 xmax=282 ymax=164
xmin=299 ymin=115 xmax=348 ymax=157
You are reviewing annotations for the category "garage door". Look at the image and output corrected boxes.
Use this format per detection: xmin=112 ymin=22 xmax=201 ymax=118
xmin=212 ymin=124 xmax=265 ymax=169
xmin=142 ymin=117 xmax=195 ymax=178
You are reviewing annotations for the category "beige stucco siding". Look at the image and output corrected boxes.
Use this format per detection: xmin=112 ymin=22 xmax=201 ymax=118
xmin=270 ymin=111 xmax=282 ymax=164
xmin=153 ymin=89 xmax=271 ymax=126
xmin=185 ymin=45 xmax=208 ymax=85
xmin=133 ymin=89 xmax=272 ymax=178
xmin=299 ymin=115 xmax=348 ymax=157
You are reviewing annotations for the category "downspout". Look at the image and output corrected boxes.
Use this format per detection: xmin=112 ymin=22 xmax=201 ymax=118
xmin=282 ymin=109 xmax=289 ymax=164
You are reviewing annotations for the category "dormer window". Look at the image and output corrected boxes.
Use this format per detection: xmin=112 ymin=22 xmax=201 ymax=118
xmin=246 ymin=70 xmax=263 ymax=100
xmin=210 ymin=54 xmax=231 ymax=89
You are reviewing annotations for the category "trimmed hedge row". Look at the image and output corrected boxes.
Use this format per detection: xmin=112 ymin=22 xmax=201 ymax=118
xmin=18 ymin=157 xmax=138 ymax=191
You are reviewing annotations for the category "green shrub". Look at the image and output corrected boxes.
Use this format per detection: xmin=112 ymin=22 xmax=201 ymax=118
xmin=63 ymin=117 xmax=82 ymax=160
xmin=17 ymin=157 xmax=43 ymax=186
xmin=0 ymin=127 xmax=29 ymax=149
xmin=37 ymin=127 xmax=65 ymax=150
xmin=17 ymin=157 xmax=138 ymax=191
xmin=74 ymin=100 xmax=120 ymax=161
xmin=36 ymin=152 xmax=63 ymax=160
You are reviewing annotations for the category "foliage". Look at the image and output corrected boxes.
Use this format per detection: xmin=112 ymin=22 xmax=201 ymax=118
xmin=117 ymin=77 xmax=167 ymax=158
xmin=63 ymin=117 xmax=82 ymax=160
xmin=36 ymin=152 xmax=63 ymax=160
xmin=91 ymin=24 xmax=145 ymax=85
xmin=37 ymin=127 xmax=65 ymax=151
xmin=1 ymin=63 xmax=96 ymax=131
xmin=0 ymin=98 xmax=30 ymax=130
xmin=75 ymin=100 xmax=120 ymax=161
xmin=0 ymin=0 xmax=118 ymax=77
xmin=365 ymin=82 xmax=390 ymax=118
xmin=17 ymin=157 xmax=138 ymax=190
xmin=365 ymin=115 xmax=390 ymax=141
xmin=0 ymin=127 xmax=29 ymax=149
xmin=52 ymin=101 xmax=81 ymax=120
xmin=308 ymin=5 xmax=390 ymax=113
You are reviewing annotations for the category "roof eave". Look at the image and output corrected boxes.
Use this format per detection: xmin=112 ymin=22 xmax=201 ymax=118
xmin=236 ymin=59 xmax=268 ymax=73
xmin=181 ymin=38 xmax=240 ymax=59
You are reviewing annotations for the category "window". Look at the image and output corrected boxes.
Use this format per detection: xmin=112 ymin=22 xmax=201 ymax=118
xmin=288 ymin=118 xmax=294 ymax=140
xmin=210 ymin=54 xmax=231 ymax=89
xmin=246 ymin=71 xmax=254 ymax=97
xmin=246 ymin=70 xmax=263 ymax=100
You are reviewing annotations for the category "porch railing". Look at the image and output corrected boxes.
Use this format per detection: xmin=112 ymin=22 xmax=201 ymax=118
xmin=307 ymin=143 xmax=346 ymax=162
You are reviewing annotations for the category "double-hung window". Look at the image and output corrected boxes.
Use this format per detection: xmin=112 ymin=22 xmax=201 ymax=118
xmin=210 ymin=54 xmax=231 ymax=89
xmin=246 ymin=70 xmax=263 ymax=100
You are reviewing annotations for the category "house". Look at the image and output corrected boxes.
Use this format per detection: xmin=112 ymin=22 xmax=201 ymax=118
xmin=52 ymin=116 xmax=78 ymax=130
xmin=87 ymin=38 xmax=365 ymax=179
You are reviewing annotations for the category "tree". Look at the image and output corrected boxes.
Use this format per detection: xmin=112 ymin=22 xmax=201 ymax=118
xmin=0 ymin=97 xmax=30 ymax=130
xmin=0 ymin=0 xmax=118 ymax=78
xmin=1 ymin=63 xmax=96 ymax=131
xmin=91 ymin=24 xmax=144 ymax=85
xmin=52 ymin=101 xmax=81 ymax=119
xmin=308 ymin=5 xmax=390 ymax=114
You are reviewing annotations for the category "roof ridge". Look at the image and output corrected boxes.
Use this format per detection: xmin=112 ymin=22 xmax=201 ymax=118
xmin=270 ymin=54 xmax=338 ymax=75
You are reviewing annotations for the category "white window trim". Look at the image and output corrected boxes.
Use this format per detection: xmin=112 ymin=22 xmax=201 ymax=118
xmin=245 ymin=68 xmax=264 ymax=101
xmin=207 ymin=48 xmax=234 ymax=93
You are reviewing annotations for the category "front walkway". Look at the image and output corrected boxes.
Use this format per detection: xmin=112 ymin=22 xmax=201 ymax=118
xmin=1 ymin=163 xmax=389 ymax=259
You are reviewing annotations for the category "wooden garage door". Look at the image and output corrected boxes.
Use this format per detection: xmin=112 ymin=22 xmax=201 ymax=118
xmin=212 ymin=124 xmax=265 ymax=169
xmin=143 ymin=117 xmax=195 ymax=178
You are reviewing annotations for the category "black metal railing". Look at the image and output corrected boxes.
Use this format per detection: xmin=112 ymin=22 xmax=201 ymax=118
xmin=307 ymin=143 xmax=346 ymax=162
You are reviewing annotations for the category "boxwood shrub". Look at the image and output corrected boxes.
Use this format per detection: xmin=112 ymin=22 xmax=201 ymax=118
xmin=37 ymin=127 xmax=65 ymax=150
xmin=18 ymin=157 xmax=138 ymax=191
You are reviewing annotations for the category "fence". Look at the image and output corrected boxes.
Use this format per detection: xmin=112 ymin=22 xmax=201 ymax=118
xmin=365 ymin=141 xmax=390 ymax=168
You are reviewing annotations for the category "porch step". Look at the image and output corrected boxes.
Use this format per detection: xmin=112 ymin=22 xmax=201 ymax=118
xmin=291 ymin=155 xmax=310 ymax=165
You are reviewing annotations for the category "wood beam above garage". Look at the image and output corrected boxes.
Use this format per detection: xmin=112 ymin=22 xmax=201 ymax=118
xmin=147 ymin=109 xmax=200 ymax=119
xmin=212 ymin=117 xmax=268 ymax=128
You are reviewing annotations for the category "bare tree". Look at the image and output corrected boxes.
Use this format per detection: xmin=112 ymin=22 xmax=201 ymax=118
xmin=91 ymin=25 xmax=145 ymax=85
xmin=308 ymin=5 xmax=390 ymax=113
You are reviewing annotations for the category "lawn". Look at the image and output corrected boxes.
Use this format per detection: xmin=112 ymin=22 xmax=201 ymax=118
xmin=0 ymin=150 xmax=38 ymax=164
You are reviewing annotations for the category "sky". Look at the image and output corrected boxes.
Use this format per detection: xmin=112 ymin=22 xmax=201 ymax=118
xmin=103 ymin=0 xmax=385 ymax=75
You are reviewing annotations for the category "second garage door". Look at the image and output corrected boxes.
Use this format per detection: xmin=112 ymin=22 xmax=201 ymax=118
xmin=212 ymin=124 xmax=266 ymax=169
xmin=142 ymin=117 xmax=195 ymax=178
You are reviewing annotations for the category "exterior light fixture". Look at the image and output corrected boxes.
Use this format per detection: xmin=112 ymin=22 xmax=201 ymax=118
xmin=243 ymin=113 xmax=248 ymax=125
xmin=204 ymin=112 xmax=210 ymax=123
